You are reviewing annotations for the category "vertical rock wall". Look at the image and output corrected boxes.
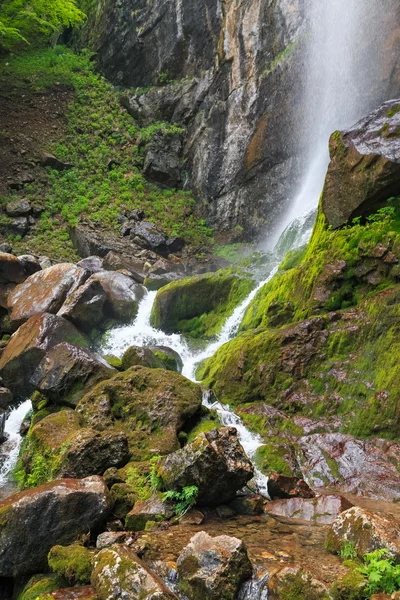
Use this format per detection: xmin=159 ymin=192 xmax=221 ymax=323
xmin=85 ymin=0 xmax=400 ymax=241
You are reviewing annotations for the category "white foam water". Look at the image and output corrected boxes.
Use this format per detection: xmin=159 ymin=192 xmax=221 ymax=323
xmin=0 ymin=399 xmax=31 ymax=488
xmin=103 ymin=266 xmax=279 ymax=497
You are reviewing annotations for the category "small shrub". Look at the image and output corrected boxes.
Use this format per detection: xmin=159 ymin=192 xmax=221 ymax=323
xmin=162 ymin=485 xmax=199 ymax=516
xmin=358 ymin=548 xmax=400 ymax=596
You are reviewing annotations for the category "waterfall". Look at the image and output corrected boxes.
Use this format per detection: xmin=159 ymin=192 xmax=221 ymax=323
xmin=270 ymin=0 xmax=394 ymax=250
xmin=0 ymin=399 xmax=31 ymax=493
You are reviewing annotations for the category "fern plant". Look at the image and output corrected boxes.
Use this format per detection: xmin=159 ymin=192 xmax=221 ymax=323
xmin=358 ymin=548 xmax=400 ymax=595
xmin=162 ymin=486 xmax=199 ymax=516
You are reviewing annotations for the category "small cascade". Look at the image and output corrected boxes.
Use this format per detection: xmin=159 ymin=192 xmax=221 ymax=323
xmin=238 ymin=568 xmax=269 ymax=600
xmin=102 ymin=267 xmax=279 ymax=498
xmin=0 ymin=399 xmax=32 ymax=491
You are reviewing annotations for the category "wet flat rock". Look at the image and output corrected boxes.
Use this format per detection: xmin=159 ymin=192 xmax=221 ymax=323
xmin=265 ymin=494 xmax=353 ymax=524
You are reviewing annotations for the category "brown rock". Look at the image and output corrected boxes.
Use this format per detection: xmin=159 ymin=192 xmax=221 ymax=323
xmin=321 ymin=100 xmax=400 ymax=229
xmin=125 ymin=493 xmax=175 ymax=531
xmin=58 ymin=278 xmax=107 ymax=333
xmin=268 ymin=473 xmax=315 ymax=500
xmin=0 ymin=313 xmax=88 ymax=397
xmin=0 ymin=252 xmax=25 ymax=284
xmin=0 ymin=476 xmax=111 ymax=576
xmin=42 ymin=586 xmax=98 ymax=600
xmin=31 ymin=342 xmax=116 ymax=407
xmin=8 ymin=264 xmax=88 ymax=324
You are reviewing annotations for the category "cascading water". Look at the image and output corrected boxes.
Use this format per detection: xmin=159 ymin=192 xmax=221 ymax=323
xmin=0 ymin=399 xmax=31 ymax=497
xmin=103 ymin=266 xmax=279 ymax=498
xmin=270 ymin=0 xmax=395 ymax=253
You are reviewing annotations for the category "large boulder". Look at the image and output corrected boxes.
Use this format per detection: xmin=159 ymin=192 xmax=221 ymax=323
xmin=57 ymin=278 xmax=108 ymax=333
xmin=0 ymin=313 xmax=88 ymax=397
xmin=326 ymin=506 xmax=400 ymax=560
xmin=0 ymin=251 xmax=26 ymax=283
xmin=156 ymin=427 xmax=254 ymax=506
xmin=8 ymin=264 xmax=88 ymax=324
xmin=92 ymin=544 xmax=178 ymax=599
xmin=321 ymin=99 xmax=400 ymax=229
xmin=88 ymin=271 xmax=145 ymax=322
xmin=0 ymin=476 xmax=111 ymax=576
xmin=31 ymin=342 xmax=116 ymax=407
xmin=76 ymin=366 xmax=202 ymax=460
xmin=130 ymin=221 xmax=184 ymax=257
xmin=125 ymin=493 xmax=175 ymax=531
xmin=298 ymin=433 xmax=400 ymax=501
xmin=143 ymin=131 xmax=184 ymax=187
xmin=176 ymin=531 xmax=253 ymax=600
xmin=121 ymin=345 xmax=165 ymax=370
xmin=150 ymin=270 xmax=254 ymax=338
xmin=19 ymin=410 xmax=129 ymax=483
xmin=265 ymin=494 xmax=353 ymax=524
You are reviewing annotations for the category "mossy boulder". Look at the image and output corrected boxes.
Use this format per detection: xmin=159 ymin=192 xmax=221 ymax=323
xmin=125 ymin=492 xmax=175 ymax=531
xmin=18 ymin=574 xmax=67 ymax=600
xmin=176 ymin=531 xmax=252 ymax=600
xmin=148 ymin=345 xmax=183 ymax=373
xmin=48 ymin=544 xmax=93 ymax=585
xmin=156 ymin=427 xmax=253 ymax=506
xmin=326 ymin=506 xmax=400 ymax=560
xmin=17 ymin=409 xmax=129 ymax=487
xmin=91 ymin=544 xmax=177 ymax=600
xmin=150 ymin=269 xmax=255 ymax=339
xmin=31 ymin=342 xmax=117 ymax=408
xmin=76 ymin=366 xmax=202 ymax=460
xmin=121 ymin=345 xmax=165 ymax=370
xmin=0 ymin=476 xmax=111 ymax=576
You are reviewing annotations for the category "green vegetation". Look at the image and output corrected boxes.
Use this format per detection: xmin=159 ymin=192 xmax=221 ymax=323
xmin=339 ymin=541 xmax=358 ymax=561
xmin=150 ymin=268 xmax=255 ymax=339
xmin=279 ymin=572 xmax=329 ymax=600
xmin=358 ymin=548 xmax=400 ymax=596
xmin=162 ymin=485 xmax=198 ymax=516
xmin=0 ymin=47 xmax=214 ymax=259
xmin=18 ymin=574 xmax=66 ymax=600
xmin=262 ymin=42 xmax=297 ymax=77
xmin=0 ymin=0 xmax=85 ymax=50
xmin=48 ymin=544 xmax=93 ymax=585
xmin=254 ymin=443 xmax=294 ymax=477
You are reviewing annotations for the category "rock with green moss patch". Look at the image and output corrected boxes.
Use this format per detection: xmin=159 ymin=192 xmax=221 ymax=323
xmin=326 ymin=506 xmax=400 ymax=560
xmin=330 ymin=565 xmax=366 ymax=600
xmin=269 ymin=567 xmax=329 ymax=600
xmin=125 ymin=493 xmax=175 ymax=531
xmin=48 ymin=544 xmax=93 ymax=585
xmin=321 ymin=100 xmax=400 ymax=230
xmin=31 ymin=342 xmax=116 ymax=407
xmin=150 ymin=269 xmax=254 ymax=339
xmin=176 ymin=531 xmax=252 ymax=600
xmin=76 ymin=366 xmax=202 ymax=460
xmin=0 ymin=313 xmax=88 ymax=398
xmin=18 ymin=573 xmax=67 ymax=600
xmin=156 ymin=426 xmax=253 ymax=506
xmin=0 ymin=476 xmax=111 ymax=576
xmin=148 ymin=345 xmax=183 ymax=373
xmin=18 ymin=409 xmax=129 ymax=486
xmin=91 ymin=544 xmax=177 ymax=599
xmin=121 ymin=345 xmax=165 ymax=370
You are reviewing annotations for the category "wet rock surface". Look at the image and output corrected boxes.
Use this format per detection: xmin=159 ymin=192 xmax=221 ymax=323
xmin=0 ymin=476 xmax=111 ymax=576
xmin=0 ymin=313 xmax=88 ymax=397
xmin=322 ymin=99 xmax=400 ymax=228
xmin=176 ymin=531 xmax=253 ymax=600
xmin=31 ymin=342 xmax=116 ymax=407
xmin=265 ymin=494 xmax=353 ymax=524
xmin=8 ymin=264 xmax=88 ymax=324
xmin=157 ymin=427 xmax=254 ymax=506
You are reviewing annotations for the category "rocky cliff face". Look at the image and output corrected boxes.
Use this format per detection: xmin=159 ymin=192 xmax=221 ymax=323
xmin=85 ymin=0 xmax=400 ymax=241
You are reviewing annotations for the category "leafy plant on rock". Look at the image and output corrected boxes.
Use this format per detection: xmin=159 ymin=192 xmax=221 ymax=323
xmin=358 ymin=548 xmax=400 ymax=595
xmin=162 ymin=485 xmax=199 ymax=516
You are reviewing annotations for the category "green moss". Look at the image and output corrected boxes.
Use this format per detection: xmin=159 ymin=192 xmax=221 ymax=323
xmin=150 ymin=268 xmax=255 ymax=339
xmin=48 ymin=544 xmax=93 ymax=585
xmin=253 ymin=444 xmax=294 ymax=477
xmin=0 ymin=47 xmax=214 ymax=261
xmin=18 ymin=574 xmax=66 ymax=600
xmin=152 ymin=350 xmax=178 ymax=372
xmin=278 ymin=572 xmax=329 ymax=600
xmin=104 ymin=354 xmax=123 ymax=370
xmin=187 ymin=416 xmax=221 ymax=443
xmin=330 ymin=565 xmax=365 ymax=600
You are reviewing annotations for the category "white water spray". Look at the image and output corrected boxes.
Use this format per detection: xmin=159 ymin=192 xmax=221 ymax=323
xmin=103 ymin=267 xmax=279 ymax=497
xmin=0 ymin=399 xmax=31 ymax=491
xmin=271 ymin=0 xmax=394 ymax=250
